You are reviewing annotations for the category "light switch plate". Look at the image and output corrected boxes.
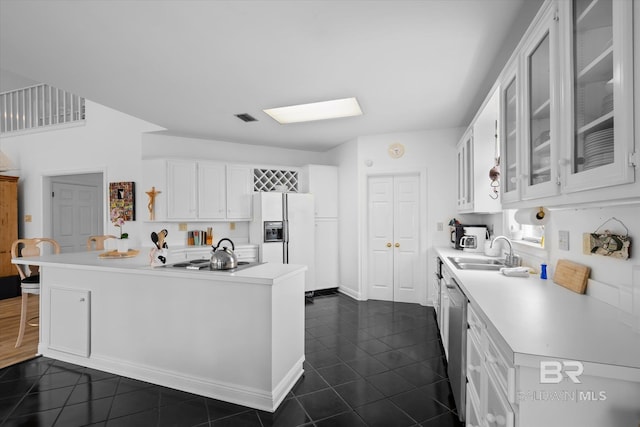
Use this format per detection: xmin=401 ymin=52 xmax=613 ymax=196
xmin=178 ymin=223 xmax=187 ymax=231
xmin=230 ymin=222 xmax=236 ymax=230
xmin=437 ymin=222 xmax=443 ymax=231
xmin=559 ymin=230 xmax=570 ymax=250
xmin=24 ymin=214 xmax=32 ymax=223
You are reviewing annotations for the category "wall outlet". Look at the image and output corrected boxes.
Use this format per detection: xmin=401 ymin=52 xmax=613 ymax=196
xmin=437 ymin=222 xmax=443 ymax=231
xmin=178 ymin=223 xmax=187 ymax=231
xmin=558 ymin=230 xmax=570 ymax=251
xmin=229 ymin=222 xmax=236 ymax=230
xmin=24 ymin=214 xmax=32 ymax=223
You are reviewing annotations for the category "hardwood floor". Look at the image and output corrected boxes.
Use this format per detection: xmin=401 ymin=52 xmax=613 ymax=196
xmin=0 ymin=294 xmax=39 ymax=369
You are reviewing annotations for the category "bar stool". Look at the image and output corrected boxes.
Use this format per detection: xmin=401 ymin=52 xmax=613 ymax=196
xmin=11 ymin=238 xmax=61 ymax=347
xmin=87 ymin=235 xmax=117 ymax=251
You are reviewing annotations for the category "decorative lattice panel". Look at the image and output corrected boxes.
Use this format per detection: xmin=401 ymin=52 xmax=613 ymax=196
xmin=253 ymin=169 xmax=299 ymax=192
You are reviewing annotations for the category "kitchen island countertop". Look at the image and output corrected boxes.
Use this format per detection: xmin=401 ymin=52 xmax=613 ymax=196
xmin=13 ymin=248 xmax=304 ymax=285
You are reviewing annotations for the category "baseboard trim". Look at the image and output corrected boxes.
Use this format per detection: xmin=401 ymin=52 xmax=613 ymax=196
xmin=40 ymin=349 xmax=303 ymax=412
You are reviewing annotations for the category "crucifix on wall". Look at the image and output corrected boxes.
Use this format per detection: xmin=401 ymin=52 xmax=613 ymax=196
xmin=146 ymin=186 xmax=161 ymax=221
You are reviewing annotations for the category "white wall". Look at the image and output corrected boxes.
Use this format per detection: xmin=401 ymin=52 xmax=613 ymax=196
xmin=327 ymin=128 xmax=463 ymax=302
xmin=142 ymin=132 xmax=330 ymax=166
xmin=0 ymin=101 xmax=164 ymax=243
xmin=326 ymin=139 xmax=360 ymax=298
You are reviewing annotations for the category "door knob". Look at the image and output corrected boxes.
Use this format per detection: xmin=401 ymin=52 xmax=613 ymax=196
xmin=386 ymin=243 xmax=392 ymax=247
xmin=395 ymin=243 xmax=400 ymax=248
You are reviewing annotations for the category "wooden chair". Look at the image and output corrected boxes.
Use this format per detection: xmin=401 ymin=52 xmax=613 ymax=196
xmin=87 ymin=235 xmax=117 ymax=251
xmin=11 ymin=238 xmax=61 ymax=347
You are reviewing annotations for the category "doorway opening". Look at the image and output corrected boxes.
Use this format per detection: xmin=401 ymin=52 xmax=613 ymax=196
xmin=43 ymin=172 xmax=104 ymax=253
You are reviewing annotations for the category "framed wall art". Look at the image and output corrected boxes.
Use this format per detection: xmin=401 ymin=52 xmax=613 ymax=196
xmin=109 ymin=181 xmax=136 ymax=221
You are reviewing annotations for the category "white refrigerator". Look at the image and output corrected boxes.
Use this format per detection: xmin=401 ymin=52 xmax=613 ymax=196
xmin=250 ymin=192 xmax=316 ymax=291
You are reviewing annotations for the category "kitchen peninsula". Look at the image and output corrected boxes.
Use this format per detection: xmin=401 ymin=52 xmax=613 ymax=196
xmin=13 ymin=250 xmax=306 ymax=412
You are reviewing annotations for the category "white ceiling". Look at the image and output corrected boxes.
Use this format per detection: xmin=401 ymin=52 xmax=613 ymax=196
xmin=0 ymin=0 xmax=540 ymax=152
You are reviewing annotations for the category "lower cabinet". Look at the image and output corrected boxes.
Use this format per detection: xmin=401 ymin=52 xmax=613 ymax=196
xmin=466 ymin=302 xmax=515 ymax=427
xmin=49 ymin=287 xmax=90 ymax=357
xmin=314 ymin=219 xmax=339 ymax=290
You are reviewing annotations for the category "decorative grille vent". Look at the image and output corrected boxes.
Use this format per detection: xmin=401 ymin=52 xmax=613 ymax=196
xmin=1 ymin=84 xmax=85 ymax=135
xmin=253 ymin=169 xmax=299 ymax=192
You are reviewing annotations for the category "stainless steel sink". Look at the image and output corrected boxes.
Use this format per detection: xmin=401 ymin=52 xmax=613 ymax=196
xmin=448 ymin=257 xmax=505 ymax=271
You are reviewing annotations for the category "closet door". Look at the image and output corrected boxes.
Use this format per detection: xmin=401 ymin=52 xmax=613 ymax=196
xmin=367 ymin=174 xmax=420 ymax=303
xmin=367 ymin=176 xmax=395 ymax=301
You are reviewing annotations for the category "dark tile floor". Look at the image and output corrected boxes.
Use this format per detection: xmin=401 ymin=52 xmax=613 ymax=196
xmin=0 ymin=292 xmax=463 ymax=427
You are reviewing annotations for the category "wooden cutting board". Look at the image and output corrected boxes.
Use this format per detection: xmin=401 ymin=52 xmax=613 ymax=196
xmin=553 ymin=259 xmax=590 ymax=294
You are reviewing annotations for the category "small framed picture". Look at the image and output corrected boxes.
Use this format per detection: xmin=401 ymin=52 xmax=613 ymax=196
xmin=109 ymin=181 xmax=135 ymax=221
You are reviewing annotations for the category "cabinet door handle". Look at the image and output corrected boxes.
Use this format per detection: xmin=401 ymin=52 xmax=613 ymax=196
xmin=386 ymin=243 xmax=392 ymax=248
xmin=79 ymin=298 xmax=85 ymax=302
xmin=395 ymin=243 xmax=400 ymax=248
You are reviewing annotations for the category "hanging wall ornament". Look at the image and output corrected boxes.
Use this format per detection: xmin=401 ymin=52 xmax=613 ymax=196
xmin=582 ymin=217 xmax=632 ymax=260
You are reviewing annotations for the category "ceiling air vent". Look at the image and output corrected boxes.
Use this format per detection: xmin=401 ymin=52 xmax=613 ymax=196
xmin=235 ymin=113 xmax=257 ymax=123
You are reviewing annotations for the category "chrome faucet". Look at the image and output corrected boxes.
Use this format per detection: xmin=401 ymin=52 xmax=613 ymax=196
xmin=490 ymin=235 xmax=521 ymax=267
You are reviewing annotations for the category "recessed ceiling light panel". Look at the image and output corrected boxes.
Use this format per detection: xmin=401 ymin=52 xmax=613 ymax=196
xmin=263 ymin=97 xmax=362 ymax=124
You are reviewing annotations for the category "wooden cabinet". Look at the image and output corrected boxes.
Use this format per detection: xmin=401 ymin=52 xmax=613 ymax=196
xmin=49 ymin=287 xmax=90 ymax=357
xmin=0 ymin=175 xmax=18 ymax=281
xmin=145 ymin=160 xmax=253 ymax=221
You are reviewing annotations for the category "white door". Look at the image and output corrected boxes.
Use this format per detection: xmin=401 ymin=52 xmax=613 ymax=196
xmin=52 ymin=182 xmax=100 ymax=253
xmin=367 ymin=174 xmax=420 ymax=303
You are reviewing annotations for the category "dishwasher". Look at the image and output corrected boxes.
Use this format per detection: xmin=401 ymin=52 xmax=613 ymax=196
xmin=446 ymin=277 xmax=467 ymax=422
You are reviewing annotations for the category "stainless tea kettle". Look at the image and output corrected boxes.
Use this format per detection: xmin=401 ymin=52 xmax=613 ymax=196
xmin=210 ymin=238 xmax=238 ymax=270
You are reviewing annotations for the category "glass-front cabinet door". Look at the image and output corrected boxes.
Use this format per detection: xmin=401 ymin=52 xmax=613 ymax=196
xmin=500 ymin=61 xmax=520 ymax=204
xmin=457 ymin=127 xmax=473 ymax=211
xmin=521 ymin=5 xmax=559 ymax=200
xmin=561 ymin=0 xmax=634 ymax=191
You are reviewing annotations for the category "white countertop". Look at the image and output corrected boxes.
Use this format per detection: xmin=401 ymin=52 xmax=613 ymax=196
xmin=13 ymin=249 xmax=305 ymax=286
xmin=435 ymin=247 xmax=640 ymax=370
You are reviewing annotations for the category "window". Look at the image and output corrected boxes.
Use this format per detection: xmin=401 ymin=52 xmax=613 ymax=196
xmin=504 ymin=209 xmax=545 ymax=246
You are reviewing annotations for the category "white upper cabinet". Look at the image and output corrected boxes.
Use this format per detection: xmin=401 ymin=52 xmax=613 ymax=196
xmin=500 ymin=59 xmax=521 ymax=204
xmin=497 ymin=0 xmax=635 ymax=208
xmin=521 ymin=3 xmax=560 ymax=200
xmin=300 ymin=165 xmax=338 ymax=218
xmin=225 ymin=164 xmax=253 ymax=220
xmin=148 ymin=159 xmax=253 ymax=221
xmin=457 ymin=128 xmax=473 ymax=212
xmin=167 ymin=159 xmax=198 ymax=219
xmin=458 ymin=88 xmax=502 ymax=213
xmin=559 ymin=0 xmax=634 ymax=192
xmin=198 ymin=162 xmax=226 ymax=220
